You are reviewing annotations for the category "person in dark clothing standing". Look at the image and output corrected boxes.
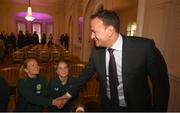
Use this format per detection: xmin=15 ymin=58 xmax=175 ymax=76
xmin=47 ymin=60 xmax=78 ymax=112
xmin=24 ymin=30 xmax=31 ymax=46
xmin=41 ymin=33 xmax=47 ymax=45
xmin=60 ymin=34 xmax=65 ymax=46
xmin=64 ymin=33 xmax=69 ymax=50
xmin=32 ymin=31 xmax=39 ymax=44
xmin=48 ymin=33 xmax=53 ymax=47
xmin=0 ymin=76 xmax=10 ymax=111
xmin=15 ymin=58 xmax=63 ymax=112
xmin=17 ymin=30 xmax=25 ymax=49
xmin=7 ymin=32 xmax=16 ymax=52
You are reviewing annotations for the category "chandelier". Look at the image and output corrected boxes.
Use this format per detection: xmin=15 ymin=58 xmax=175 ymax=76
xmin=25 ymin=0 xmax=35 ymax=21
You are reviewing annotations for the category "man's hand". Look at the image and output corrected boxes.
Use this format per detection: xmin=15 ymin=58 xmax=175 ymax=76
xmin=52 ymin=98 xmax=64 ymax=108
xmin=52 ymin=93 xmax=70 ymax=108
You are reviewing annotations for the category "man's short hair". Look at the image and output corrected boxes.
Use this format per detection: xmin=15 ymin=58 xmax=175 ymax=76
xmin=91 ymin=9 xmax=120 ymax=33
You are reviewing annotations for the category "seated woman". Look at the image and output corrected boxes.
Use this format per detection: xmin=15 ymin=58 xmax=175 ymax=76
xmin=0 ymin=76 xmax=10 ymax=111
xmin=15 ymin=58 xmax=61 ymax=112
xmin=47 ymin=60 xmax=78 ymax=112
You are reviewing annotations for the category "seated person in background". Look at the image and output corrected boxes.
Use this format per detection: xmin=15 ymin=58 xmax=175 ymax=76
xmin=0 ymin=76 xmax=10 ymax=111
xmin=47 ymin=60 xmax=78 ymax=112
xmin=15 ymin=58 xmax=61 ymax=112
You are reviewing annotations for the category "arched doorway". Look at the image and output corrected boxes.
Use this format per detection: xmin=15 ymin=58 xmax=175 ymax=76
xmin=82 ymin=0 xmax=104 ymax=62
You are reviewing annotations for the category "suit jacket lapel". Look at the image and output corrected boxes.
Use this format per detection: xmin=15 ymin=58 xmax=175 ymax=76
xmin=122 ymin=37 xmax=128 ymax=75
xmin=98 ymin=48 xmax=107 ymax=87
xmin=98 ymin=48 xmax=106 ymax=76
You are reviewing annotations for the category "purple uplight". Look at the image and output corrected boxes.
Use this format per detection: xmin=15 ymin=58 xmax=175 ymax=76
xmin=16 ymin=12 xmax=53 ymax=20
xmin=78 ymin=16 xmax=83 ymax=22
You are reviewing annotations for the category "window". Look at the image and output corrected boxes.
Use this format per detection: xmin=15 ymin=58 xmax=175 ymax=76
xmin=127 ymin=22 xmax=137 ymax=36
xmin=17 ymin=22 xmax=26 ymax=34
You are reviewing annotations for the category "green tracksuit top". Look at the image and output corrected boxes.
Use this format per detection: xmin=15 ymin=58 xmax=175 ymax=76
xmin=0 ymin=76 xmax=10 ymax=111
xmin=47 ymin=75 xmax=78 ymax=112
xmin=15 ymin=74 xmax=52 ymax=111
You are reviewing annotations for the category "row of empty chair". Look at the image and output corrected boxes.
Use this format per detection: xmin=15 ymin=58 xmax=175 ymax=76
xmin=12 ymin=44 xmax=71 ymax=64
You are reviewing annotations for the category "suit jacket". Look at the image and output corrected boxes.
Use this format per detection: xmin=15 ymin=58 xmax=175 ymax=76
xmin=69 ymin=36 xmax=169 ymax=111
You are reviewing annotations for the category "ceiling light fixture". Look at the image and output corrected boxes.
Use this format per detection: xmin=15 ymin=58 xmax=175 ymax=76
xmin=25 ymin=0 xmax=35 ymax=21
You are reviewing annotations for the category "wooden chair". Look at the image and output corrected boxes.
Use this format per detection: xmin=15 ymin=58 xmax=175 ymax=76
xmin=0 ymin=67 xmax=20 ymax=111
xmin=8 ymin=64 xmax=21 ymax=68
xmin=50 ymin=50 xmax=60 ymax=63
xmin=26 ymin=50 xmax=37 ymax=58
xmin=0 ymin=67 xmax=20 ymax=87
xmin=46 ymin=64 xmax=58 ymax=83
xmin=81 ymin=74 xmax=100 ymax=104
xmin=38 ymin=50 xmax=49 ymax=63
xmin=39 ymin=65 xmax=48 ymax=76
xmin=69 ymin=63 xmax=85 ymax=77
xmin=60 ymin=50 xmax=70 ymax=60
xmin=12 ymin=51 xmax=24 ymax=63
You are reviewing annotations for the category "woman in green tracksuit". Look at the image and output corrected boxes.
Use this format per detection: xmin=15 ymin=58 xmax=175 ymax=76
xmin=47 ymin=60 xmax=78 ymax=112
xmin=15 ymin=58 xmax=61 ymax=112
xmin=0 ymin=76 xmax=10 ymax=111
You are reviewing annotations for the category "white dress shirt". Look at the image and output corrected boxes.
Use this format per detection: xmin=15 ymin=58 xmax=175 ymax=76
xmin=106 ymin=34 xmax=126 ymax=107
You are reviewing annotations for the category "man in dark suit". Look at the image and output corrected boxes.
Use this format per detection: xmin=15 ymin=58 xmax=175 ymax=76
xmin=58 ymin=9 xmax=169 ymax=112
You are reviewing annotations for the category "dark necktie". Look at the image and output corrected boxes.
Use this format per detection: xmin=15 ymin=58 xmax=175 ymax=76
xmin=108 ymin=48 xmax=119 ymax=107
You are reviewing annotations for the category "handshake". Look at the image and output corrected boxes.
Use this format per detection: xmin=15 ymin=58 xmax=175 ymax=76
xmin=51 ymin=93 xmax=70 ymax=108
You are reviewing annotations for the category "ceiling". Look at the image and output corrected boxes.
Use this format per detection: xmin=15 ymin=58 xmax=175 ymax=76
xmin=0 ymin=0 xmax=137 ymax=9
xmin=113 ymin=0 xmax=138 ymax=10
xmin=0 ymin=0 xmax=65 ymax=7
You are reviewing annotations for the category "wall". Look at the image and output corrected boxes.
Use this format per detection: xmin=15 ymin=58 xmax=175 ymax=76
xmin=142 ymin=0 xmax=180 ymax=111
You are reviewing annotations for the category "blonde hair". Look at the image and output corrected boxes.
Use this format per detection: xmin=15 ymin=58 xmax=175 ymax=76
xmin=57 ymin=59 xmax=70 ymax=68
xmin=19 ymin=58 xmax=38 ymax=79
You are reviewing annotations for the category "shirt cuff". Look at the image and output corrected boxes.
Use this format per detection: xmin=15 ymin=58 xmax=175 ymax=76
xmin=66 ymin=92 xmax=72 ymax=98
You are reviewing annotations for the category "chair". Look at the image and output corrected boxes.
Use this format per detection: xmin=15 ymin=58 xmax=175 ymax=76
xmin=81 ymin=74 xmax=100 ymax=104
xmin=60 ymin=50 xmax=70 ymax=60
xmin=39 ymin=65 xmax=48 ymax=76
xmin=69 ymin=63 xmax=85 ymax=77
xmin=38 ymin=50 xmax=49 ymax=63
xmin=0 ymin=67 xmax=20 ymax=111
xmin=0 ymin=67 xmax=20 ymax=87
xmin=26 ymin=50 xmax=37 ymax=58
xmin=12 ymin=51 xmax=24 ymax=63
xmin=46 ymin=64 xmax=58 ymax=83
xmin=50 ymin=50 xmax=60 ymax=63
